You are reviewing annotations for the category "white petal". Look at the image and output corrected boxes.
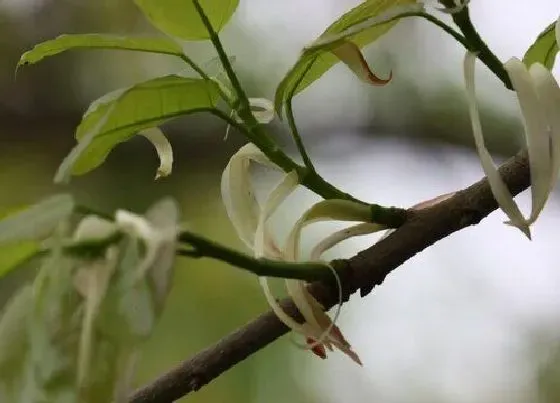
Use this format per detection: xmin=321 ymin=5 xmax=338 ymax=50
xmin=259 ymin=277 xmax=306 ymax=333
xmin=254 ymin=171 xmax=299 ymax=259
xmin=505 ymin=59 xmax=551 ymax=224
xmin=220 ymin=145 xmax=264 ymax=249
xmin=529 ymin=63 xmax=560 ymax=193
xmin=115 ymin=210 xmax=161 ymax=277
xmin=140 ymin=127 xmax=173 ymax=180
xmin=285 ymin=279 xmax=323 ymax=332
xmin=463 ymin=52 xmax=530 ymax=237
xmin=249 ymin=97 xmax=275 ymax=124
xmin=310 ymin=222 xmax=385 ymax=261
xmin=283 ymin=200 xmax=371 ymax=261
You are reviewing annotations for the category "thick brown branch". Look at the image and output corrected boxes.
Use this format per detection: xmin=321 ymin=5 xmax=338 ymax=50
xmin=130 ymin=152 xmax=530 ymax=403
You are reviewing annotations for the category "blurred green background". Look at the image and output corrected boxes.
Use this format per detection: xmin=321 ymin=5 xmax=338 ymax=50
xmin=2 ymin=1 xmax=560 ymax=402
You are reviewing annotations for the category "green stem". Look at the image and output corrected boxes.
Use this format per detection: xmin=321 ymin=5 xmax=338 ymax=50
xmin=286 ymin=61 xmax=316 ymax=172
xmin=178 ymin=230 xmax=333 ymax=281
xmin=440 ymin=1 xmax=512 ymax=89
xmin=191 ymin=0 xmax=253 ymax=118
xmin=192 ymin=0 xmax=406 ymax=227
xmin=417 ymin=13 xmax=469 ymax=49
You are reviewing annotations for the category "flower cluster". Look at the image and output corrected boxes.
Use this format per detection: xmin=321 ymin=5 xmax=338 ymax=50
xmin=0 ymin=200 xmax=178 ymax=403
xmin=463 ymin=16 xmax=560 ymax=238
xmin=221 ymin=143 xmax=387 ymax=364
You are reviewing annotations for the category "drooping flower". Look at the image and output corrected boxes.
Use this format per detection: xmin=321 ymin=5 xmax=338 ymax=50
xmin=463 ymin=51 xmax=560 ymax=237
xmin=221 ymin=144 xmax=387 ymax=364
xmin=0 ymin=199 xmax=179 ymax=403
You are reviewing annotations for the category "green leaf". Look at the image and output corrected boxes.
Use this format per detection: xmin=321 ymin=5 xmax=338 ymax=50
xmin=274 ymin=0 xmax=417 ymax=116
xmin=17 ymin=34 xmax=185 ymax=69
xmin=55 ymin=76 xmax=221 ymax=181
xmin=0 ymin=242 xmax=38 ymax=279
xmin=523 ymin=21 xmax=559 ymax=70
xmin=134 ymin=0 xmax=239 ymax=40
xmin=0 ymin=194 xmax=74 ymax=243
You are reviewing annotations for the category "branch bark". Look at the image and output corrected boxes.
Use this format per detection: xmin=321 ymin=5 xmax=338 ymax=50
xmin=130 ymin=151 xmax=530 ymax=403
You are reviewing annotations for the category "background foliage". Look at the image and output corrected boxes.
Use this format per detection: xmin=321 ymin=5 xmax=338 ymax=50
xmin=1 ymin=1 xmax=560 ymax=402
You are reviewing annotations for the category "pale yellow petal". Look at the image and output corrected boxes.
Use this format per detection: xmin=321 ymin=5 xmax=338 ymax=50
xmin=284 ymin=200 xmax=371 ymax=261
xmin=310 ymin=222 xmax=385 ymax=261
xmin=254 ymin=171 xmax=299 ymax=259
xmin=463 ymin=52 xmax=530 ymax=237
xmin=529 ymin=63 xmax=560 ymax=193
xmin=249 ymin=97 xmax=275 ymax=124
xmin=140 ymin=127 xmax=173 ymax=180
xmin=505 ymin=59 xmax=551 ymax=224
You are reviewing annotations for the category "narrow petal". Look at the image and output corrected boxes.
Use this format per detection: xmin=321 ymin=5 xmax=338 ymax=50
xmin=505 ymin=58 xmax=551 ymax=224
xmin=258 ymin=277 xmax=306 ymax=333
xmin=310 ymin=222 xmax=385 ymax=261
xmin=529 ymin=63 xmax=560 ymax=193
xmin=463 ymin=52 xmax=530 ymax=237
xmin=331 ymin=42 xmax=392 ymax=86
xmin=254 ymin=171 xmax=299 ymax=259
xmin=220 ymin=145 xmax=264 ymax=249
xmin=284 ymin=200 xmax=372 ymax=261
xmin=285 ymin=279 xmax=323 ymax=331
xmin=140 ymin=127 xmax=173 ymax=180
xmin=115 ymin=210 xmax=161 ymax=278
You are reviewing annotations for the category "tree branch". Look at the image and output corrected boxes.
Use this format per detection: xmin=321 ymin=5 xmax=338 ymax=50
xmin=130 ymin=151 xmax=530 ymax=403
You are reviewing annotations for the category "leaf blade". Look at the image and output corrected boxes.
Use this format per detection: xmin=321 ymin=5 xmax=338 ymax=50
xmin=134 ymin=0 xmax=239 ymax=40
xmin=58 ymin=76 xmax=220 ymax=178
xmin=274 ymin=0 xmax=417 ymax=116
xmin=523 ymin=21 xmax=559 ymax=70
xmin=17 ymin=34 xmax=184 ymax=69
xmin=0 ymin=194 xmax=75 ymax=243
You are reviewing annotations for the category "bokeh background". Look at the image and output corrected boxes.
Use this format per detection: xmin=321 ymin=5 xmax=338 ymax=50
xmin=1 ymin=0 xmax=560 ymax=402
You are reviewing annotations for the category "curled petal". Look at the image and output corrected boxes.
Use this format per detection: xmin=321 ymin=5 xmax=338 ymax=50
xmin=310 ymin=222 xmax=385 ymax=261
xmin=505 ymin=58 xmax=551 ymax=224
xmin=230 ymin=97 xmax=275 ymax=126
xmin=285 ymin=279 xmax=323 ymax=332
xmin=284 ymin=199 xmax=372 ymax=261
xmin=249 ymin=98 xmax=275 ymax=124
xmin=258 ymin=277 xmax=306 ymax=334
xmin=254 ymin=171 xmax=299 ymax=259
xmin=463 ymin=52 xmax=530 ymax=237
xmin=140 ymin=127 xmax=173 ymax=180
xmin=331 ymin=41 xmax=392 ymax=86
xmin=115 ymin=210 xmax=163 ymax=278
xmin=221 ymin=144 xmax=273 ymax=249
xmin=529 ymin=63 xmax=560 ymax=193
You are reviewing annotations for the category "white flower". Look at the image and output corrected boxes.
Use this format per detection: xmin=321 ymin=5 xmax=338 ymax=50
xmin=463 ymin=51 xmax=560 ymax=237
xmin=221 ymin=144 xmax=388 ymax=364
